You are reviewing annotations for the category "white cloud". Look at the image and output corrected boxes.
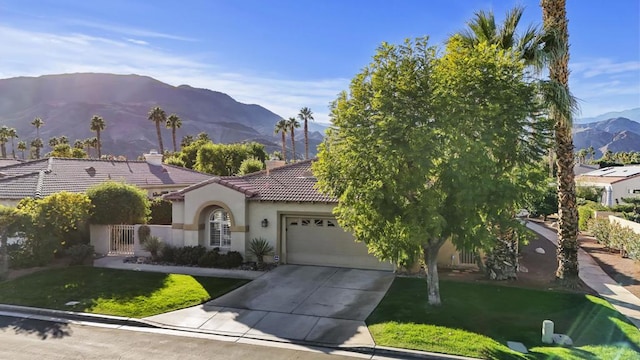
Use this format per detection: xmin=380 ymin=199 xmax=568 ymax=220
xmin=66 ymin=19 xmax=197 ymax=42
xmin=0 ymin=25 xmax=345 ymax=123
xmin=572 ymin=58 xmax=640 ymax=79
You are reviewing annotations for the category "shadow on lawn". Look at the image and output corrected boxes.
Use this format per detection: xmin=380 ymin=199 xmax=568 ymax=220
xmin=0 ymin=316 xmax=72 ymax=340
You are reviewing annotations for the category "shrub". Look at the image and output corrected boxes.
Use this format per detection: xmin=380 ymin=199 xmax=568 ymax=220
xmin=159 ymin=244 xmax=177 ymax=263
xmin=138 ymin=225 xmax=151 ymax=243
xmin=7 ymin=243 xmax=33 ymax=269
xmin=626 ymin=232 xmax=640 ymax=260
xmin=576 ymin=186 xmax=604 ymax=203
xmin=87 ymin=182 xmax=150 ymax=224
xmin=197 ymin=248 xmax=220 ymax=268
xmin=149 ymin=199 xmax=172 ymax=225
xmin=66 ymin=244 xmax=94 ymax=265
xmin=588 ymin=218 xmax=612 ymax=247
xmin=223 ymin=251 xmax=243 ymax=268
xmin=578 ymin=206 xmax=594 ymax=231
xmin=174 ymin=245 xmax=207 ymax=266
xmin=247 ymin=237 xmax=273 ymax=267
xmin=142 ymin=236 xmax=164 ymax=261
xmin=238 ymin=157 xmax=264 ymax=175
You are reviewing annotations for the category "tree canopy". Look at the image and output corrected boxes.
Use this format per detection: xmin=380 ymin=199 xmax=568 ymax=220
xmin=87 ymin=182 xmax=150 ymax=225
xmin=313 ymin=37 xmax=549 ymax=305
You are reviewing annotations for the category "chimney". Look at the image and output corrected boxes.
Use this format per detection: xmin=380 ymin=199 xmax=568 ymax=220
xmin=265 ymin=159 xmax=286 ymax=176
xmin=144 ymin=150 xmax=163 ymax=166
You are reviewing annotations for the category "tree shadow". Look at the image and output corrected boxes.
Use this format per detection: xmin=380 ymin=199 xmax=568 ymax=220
xmin=0 ymin=316 xmax=72 ymax=340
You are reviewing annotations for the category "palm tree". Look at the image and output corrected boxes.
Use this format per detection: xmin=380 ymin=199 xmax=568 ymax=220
xmin=298 ymin=107 xmax=314 ymax=160
xmin=576 ymin=148 xmax=587 ymax=164
xmin=58 ymin=135 xmax=69 ymax=145
xmin=17 ymin=141 xmax=26 ymax=160
xmin=48 ymin=137 xmax=60 ymax=148
xmin=274 ymin=119 xmax=288 ymax=162
xmin=148 ymin=106 xmax=166 ymax=155
xmin=587 ymin=145 xmax=595 ymax=162
xmin=7 ymin=128 xmax=17 ymax=159
xmin=88 ymin=137 xmax=99 ymax=157
xmin=30 ymin=138 xmax=43 ymax=159
xmin=0 ymin=126 xmax=8 ymax=158
xmin=166 ymin=114 xmax=182 ymax=153
xmin=542 ymin=0 xmax=579 ymax=287
xmin=286 ymin=117 xmax=300 ymax=162
xmin=90 ymin=115 xmax=106 ymax=158
xmin=73 ymin=139 xmax=84 ymax=149
xmin=30 ymin=117 xmax=44 ymax=159
xmin=31 ymin=117 xmax=44 ymax=139
xmin=83 ymin=138 xmax=93 ymax=158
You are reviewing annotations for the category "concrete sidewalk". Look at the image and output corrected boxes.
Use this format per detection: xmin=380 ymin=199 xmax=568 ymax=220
xmin=527 ymin=221 xmax=640 ymax=329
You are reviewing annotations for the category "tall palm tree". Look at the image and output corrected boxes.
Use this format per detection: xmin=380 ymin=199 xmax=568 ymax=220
xmin=31 ymin=117 xmax=44 ymax=139
xmin=7 ymin=128 xmax=17 ymax=159
xmin=48 ymin=137 xmax=60 ymax=148
xmin=542 ymin=0 xmax=579 ymax=287
xmin=166 ymin=114 xmax=182 ymax=153
xmin=274 ymin=119 xmax=288 ymax=162
xmin=90 ymin=115 xmax=106 ymax=158
xmin=148 ymin=106 xmax=166 ymax=155
xmin=30 ymin=138 xmax=43 ymax=159
xmin=286 ymin=117 xmax=300 ymax=162
xmin=587 ymin=145 xmax=595 ymax=162
xmin=88 ymin=137 xmax=99 ymax=157
xmin=73 ymin=139 xmax=84 ymax=149
xmin=298 ymin=107 xmax=314 ymax=160
xmin=58 ymin=135 xmax=69 ymax=145
xmin=17 ymin=141 xmax=26 ymax=160
xmin=30 ymin=117 xmax=44 ymax=159
xmin=0 ymin=126 xmax=8 ymax=158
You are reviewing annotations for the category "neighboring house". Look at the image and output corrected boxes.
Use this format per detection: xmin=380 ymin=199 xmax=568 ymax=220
xmin=0 ymin=151 xmax=212 ymax=207
xmin=165 ymin=159 xmax=474 ymax=271
xmin=574 ymin=163 xmax=599 ymax=176
xmin=576 ymin=166 xmax=640 ymax=207
xmin=0 ymin=159 xmax=22 ymax=167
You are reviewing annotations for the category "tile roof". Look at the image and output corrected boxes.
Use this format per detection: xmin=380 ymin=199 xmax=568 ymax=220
xmin=0 ymin=159 xmax=23 ymax=167
xmin=0 ymin=157 xmax=212 ymax=199
xmin=166 ymin=159 xmax=337 ymax=203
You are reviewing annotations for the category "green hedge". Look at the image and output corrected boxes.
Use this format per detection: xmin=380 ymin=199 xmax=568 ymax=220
xmin=587 ymin=218 xmax=640 ymax=260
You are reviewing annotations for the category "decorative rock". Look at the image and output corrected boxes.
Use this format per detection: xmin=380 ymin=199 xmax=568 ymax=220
xmin=552 ymin=333 xmax=573 ymax=346
xmin=535 ymin=247 xmax=546 ymax=255
xmin=65 ymin=301 xmax=80 ymax=306
xmin=507 ymin=341 xmax=528 ymax=354
xmin=518 ymin=265 xmax=529 ymax=273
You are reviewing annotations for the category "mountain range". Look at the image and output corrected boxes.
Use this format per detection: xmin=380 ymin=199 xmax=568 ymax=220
xmin=573 ymin=117 xmax=640 ymax=157
xmin=0 ymin=73 xmax=327 ymax=159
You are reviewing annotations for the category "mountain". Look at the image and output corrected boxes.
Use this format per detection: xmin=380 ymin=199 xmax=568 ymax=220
xmin=0 ymin=73 xmax=325 ymax=159
xmin=573 ymin=117 xmax=640 ymax=157
xmin=576 ymin=108 xmax=640 ymax=124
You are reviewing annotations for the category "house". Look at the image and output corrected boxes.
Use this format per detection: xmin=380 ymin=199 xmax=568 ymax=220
xmin=0 ymin=151 xmax=212 ymax=207
xmin=576 ymin=166 xmax=640 ymax=206
xmin=165 ymin=159 xmax=474 ymax=271
xmin=0 ymin=159 xmax=22 ymax=167
xmin=574 ymin=163 xmax=599 ymax=176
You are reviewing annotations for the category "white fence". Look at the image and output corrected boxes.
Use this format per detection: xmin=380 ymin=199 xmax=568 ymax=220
xmin=90 ymin=224 xmax=175 ymax=257
xmin=109 ymin=225 xmax=135 ymax=255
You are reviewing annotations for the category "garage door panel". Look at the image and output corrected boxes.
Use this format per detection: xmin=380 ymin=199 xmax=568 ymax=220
xmin=286 ymin=216 xmax=393 ymax=271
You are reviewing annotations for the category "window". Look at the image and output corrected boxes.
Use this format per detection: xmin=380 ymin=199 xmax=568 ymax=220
xmin=301 ymin=219 xmax=311 ymax=226
xmin=314 ymin=219 xmax=324 ymax=226
xmin=327 ymin=220 xmax=336 ymax=227
xmin=209 ymin=209 xmax=231 ymax=248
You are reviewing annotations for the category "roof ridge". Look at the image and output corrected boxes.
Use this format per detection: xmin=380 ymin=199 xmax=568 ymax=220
xmin=0 ymin=171 xmax=42 ymax=182
xmin=241 ymin=158 xmax=316 ymax=180
xmin=35 ymin=170 xmax=46 ymax=198
xmin=0 ymin=158 xmax=48 ymax=170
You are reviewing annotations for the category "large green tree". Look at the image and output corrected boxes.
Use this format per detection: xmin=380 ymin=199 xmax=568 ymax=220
xmin=195 ymin=142 xmax=267 ymax=176
xmin=298 ymin=107 xmax=314 ymax=160
xmin=542 ymin=0 xmax=579 ymax=287
xmin=90 ymin=115 xmax=106 ymax=158
xmin=148 ymin=106 xmax=167 ymax=155
xmin=274 ymin=119 xmax=288 ymax=162
xmin=314 ymin=37 xmax=546 ymax=305
xmin=166 ymin=113 xmax=182 ymax=153
xmin=87 ymin=182 xmax=150 ymax=225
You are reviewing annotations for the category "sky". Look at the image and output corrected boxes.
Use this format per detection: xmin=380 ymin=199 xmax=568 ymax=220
xmin=0 ymin=0 xmax=638 ymax=123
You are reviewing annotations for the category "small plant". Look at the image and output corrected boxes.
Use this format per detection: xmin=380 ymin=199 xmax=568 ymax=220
xmin=66 ymin=244 xmax=95 ymax=266
xmin=248 ymin=237 xmax=274 ymax=269
xmin=142 ymin=236 xmax=164 ymax=261
xmin=138 ymin=225 xmax=151 ymax=243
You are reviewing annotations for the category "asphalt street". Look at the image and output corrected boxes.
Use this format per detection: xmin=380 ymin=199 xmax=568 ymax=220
xmin=0 ymin=315 xmax=373 ymax=360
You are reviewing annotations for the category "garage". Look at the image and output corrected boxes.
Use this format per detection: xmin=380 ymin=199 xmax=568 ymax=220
xmin=284 ymin=215 xmax=394 ymax=271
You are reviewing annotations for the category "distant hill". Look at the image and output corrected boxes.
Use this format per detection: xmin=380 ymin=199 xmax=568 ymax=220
xmin=573 ymin=117 xmax=640 ymax=157
xmin=576 ymin=108 xmax=640 ymax=124
xmin=0 ymin=73 xmax=324 ymax=159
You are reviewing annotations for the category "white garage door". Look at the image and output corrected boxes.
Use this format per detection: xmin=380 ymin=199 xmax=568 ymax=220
xmin=285 ymin=216 xmax=393 ymax=271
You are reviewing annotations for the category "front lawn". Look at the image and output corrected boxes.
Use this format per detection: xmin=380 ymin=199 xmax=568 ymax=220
xmin=0 ymin=267 xmax=248 ymax=318
xmin=367 ymin=277 xmax=640 ymax=359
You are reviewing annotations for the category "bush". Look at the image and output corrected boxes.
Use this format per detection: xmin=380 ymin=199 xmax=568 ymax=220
xmin=196 ymin=249 xmax=243 ymax=269
xmin=87 ymin=182 xmax=150 ymax=224
xmin=238 ymin=157 xmax=264 ymax=175
xmin=576 ymin=186 xmax=604 ymax=203
xmin=149 ymin=199 xmax=172 ymax=225
xmin=197 ymin=248 xmax=220 ymax=268
xmin=174 ymin=245 xmax=207 ymax=266
xmin=66 ymin=244 xmax=94 ymax=265
xmin=588 ymin=218 xmax=612 ymax=247
xmin=578 ymin=206 xmax=594 ymax=231
xmin=159 ymin=244 xmax=177 ymax=263
xmin=247 ymin=237 xmax=273 ymax=267
xmin=142 ymin=236 xmax=164 ymax=261
xmin=223 ymin=251 xmax=243 ymax=268
xmin=138 ymin=225 xmax=151 ymax=243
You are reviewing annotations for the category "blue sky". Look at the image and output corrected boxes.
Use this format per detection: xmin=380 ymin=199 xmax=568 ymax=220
xmin=0 ymin=0 xmax=638 ymax=123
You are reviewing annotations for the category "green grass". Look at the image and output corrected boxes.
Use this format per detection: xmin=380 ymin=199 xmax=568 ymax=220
xmin=0 ymin=267 xmax=248 ymax=317
xmin=367 ymin=277 xmax=640 ymax=359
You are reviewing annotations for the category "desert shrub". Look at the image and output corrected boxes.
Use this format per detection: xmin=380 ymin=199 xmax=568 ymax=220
xmin=159 ymin=244 xmax=177 ymax=263
xmin=197 ymin=248 xmax=220 ymax=268
xmin=142 ymin=236 xmax=164 ymax=261
xmin=608 ymin=222 xmax=632 ymax=254
xmin=247 ymin=237 xmax=273 ymax=267
xmin=588 ymin=218 xmax=612 ymax=247
xmin=149 ymin=199 xmax=172 ymax=225
xmin=66 ymin=244 xmax=94 ymax=265
xmin=138 ymin=225 xmax=151 ymax=243
xmin=222 ymin=251 xmax=243 ymax=268
xmin=174 ymin=245 xmax=207 ymax=266
xmin=578 ymin=205 xmax=594 ymax=231
xmin=196 ymin=249 xmax=242 ymax=268
xmin=626 ymin=232 xmax=640 ymax=260
xmin=87 ymin=182 xmax=150 ymax=224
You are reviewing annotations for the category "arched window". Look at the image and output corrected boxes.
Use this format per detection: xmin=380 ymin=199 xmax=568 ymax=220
xmin=209 ymin=209 xmax=231 ymax=248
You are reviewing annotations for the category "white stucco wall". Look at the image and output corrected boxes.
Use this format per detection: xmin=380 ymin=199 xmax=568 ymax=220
xmin=90 ymin=224 xmax=110 ymax=255
xmin=0 ymin=199 xmax=19 ymax=207
xmin=578 ymin=177 xmax=640 ymax=206
xmin=609 ymin=215 xmax=640 ymax=235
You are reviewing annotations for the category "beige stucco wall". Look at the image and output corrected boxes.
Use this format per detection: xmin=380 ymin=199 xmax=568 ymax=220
xmin=609 ymin=215 xmax=640 ymax=234
xmin=0 ymin=199 xmax=19 ymax=207
xmin=90 ymin=224 xmax=110 ymax=255
xmin=578 ymin=177 xmax=640 ymax=207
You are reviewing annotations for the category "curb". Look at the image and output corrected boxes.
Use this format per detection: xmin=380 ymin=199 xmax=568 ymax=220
xmin=0 ymin=303 xmax=480 ymax=360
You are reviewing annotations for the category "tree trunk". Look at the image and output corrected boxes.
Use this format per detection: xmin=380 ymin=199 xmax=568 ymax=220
xmin=11 ymin=138 xmax=15 ymax=159
xmin=304 ymin=120 xmax=309 ymax=160
xmin=0 ymin=144 xmax=6 ymax=158
xmin=423 ymin=239 xmax=446 ymax=306
xmin=97 ymin=131 xmax=101 ymax=158
xmin=155 ymin=122 xmax=164 ymax=155
xmin=281 ymin=132 xmax=287 ymax=162
xmin=290 ymin=129 xmax=296 ymax=162
xmin=172 ymin=128 xmax=177 ymax=153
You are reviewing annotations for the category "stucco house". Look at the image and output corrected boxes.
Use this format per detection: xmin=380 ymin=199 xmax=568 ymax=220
xmin=165 ymin=159 xmax=474 ymax=271
xmin=0 ymin=151 xmax=212 ymax=207
xmin=576 ymin=166 xmax=640 ymax=207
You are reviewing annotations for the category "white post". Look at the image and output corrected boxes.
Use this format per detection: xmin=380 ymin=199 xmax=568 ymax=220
xmin=542 ymin=320 xmax=554 ymax=344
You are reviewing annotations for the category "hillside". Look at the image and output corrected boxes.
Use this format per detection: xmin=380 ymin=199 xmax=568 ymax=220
xmin=573 ymin=117 xmax=640 ymax=157
xmin=0 ymin=73 xmax=324 ymax=159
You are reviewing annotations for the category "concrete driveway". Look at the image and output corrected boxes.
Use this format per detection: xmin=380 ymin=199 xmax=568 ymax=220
xmin=145 ymin=265 xmax=395 ymax=346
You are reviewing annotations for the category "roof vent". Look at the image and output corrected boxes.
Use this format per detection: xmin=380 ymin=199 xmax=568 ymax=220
xmin=144 ymin=150 xmax=163 ymax=166
xmin=0 ymin=172 xmax=6 ymax=178
xmin=85 ymin=166 xmax=96 ymax=176
xmin=265 ymin=160 xmax=286 ymax=176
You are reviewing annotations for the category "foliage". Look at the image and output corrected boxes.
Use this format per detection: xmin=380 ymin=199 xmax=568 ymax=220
xmin=576 ymin=185 xmax=604 ymax=203
xmin=314 ymin=37 xmax=549 ymax=305
xmin=149 ymin=198 xmax=172 ymax=225
xmin=0 ymin=267 xmax=248 ymax=318
xmin=247 ymin=237 xmax=274 ymax=267
xmin=137 ymin=225 xmax=151 ymax=243
xmin=526 ymin=182 xmax=557 ymax=220
xmin=195 ymin=142 xmax=267 ymax=176
xmin=46 ymin=144 xmax=88 ymax=158
xmin=65 ymin=244 xmax=94 ymax=265
xmin=87 ymin=182 xmax=150 ymax=224
xmin=0 ymin=205 xmax=27 ymax=277
xmin=173 ymin=245 xmax=207 ymax=266
xmin=588 ymin=218 xmax=612 ymax=247
xmin=621 ymin=196 xmax=640 ymax=224
xmin=238 ymin=157 xmax=264 ymax=175
xmin=158 ymin=244 xmax=177 ymax=263
xmin=163 ymin=155 xmax=185 ymax=167
xmin=578 ymin=205 xmax=594 ymax=231
xmin=587 ymin=218 xmax=640 ymax=260
xmin=142 ymin=235 xmax=164 ymax=261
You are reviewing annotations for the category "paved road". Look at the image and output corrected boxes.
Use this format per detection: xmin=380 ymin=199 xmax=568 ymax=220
xmin=0 ymin=315 xmax=368 ymax=360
